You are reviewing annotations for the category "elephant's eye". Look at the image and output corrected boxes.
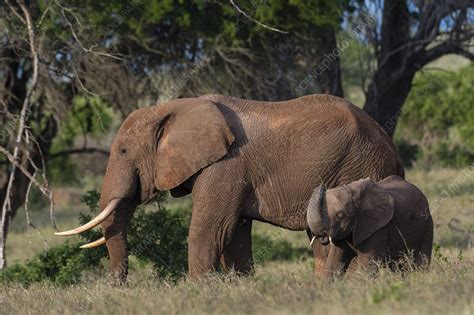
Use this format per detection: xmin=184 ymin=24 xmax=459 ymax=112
xmin=337 ymin=212 xmax=345 ymax=219
xmin=120 ymin=148 xmax=127 ymax=155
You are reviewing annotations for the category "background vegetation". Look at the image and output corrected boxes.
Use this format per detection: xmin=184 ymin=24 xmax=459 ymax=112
xmin=395 ymin=64 xmax=474 ymax=168
xmin=0 ymin=0 xmax=473 ymax=314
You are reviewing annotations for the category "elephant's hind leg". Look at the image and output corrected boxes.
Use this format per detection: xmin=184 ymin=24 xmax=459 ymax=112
xmin=415 ymin=222 xmax=433 ymax=268
xmin=221 ymin=218 xmax=254 ymax=275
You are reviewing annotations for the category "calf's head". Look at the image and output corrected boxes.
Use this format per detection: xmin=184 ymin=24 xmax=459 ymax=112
xmin=307 ymin=178 xmax=394 ymax=247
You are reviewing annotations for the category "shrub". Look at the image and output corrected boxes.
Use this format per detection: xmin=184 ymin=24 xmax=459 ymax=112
xmin=395 ymin=64 xmax=474 ymax=168
xmin=394 ymin=138 xmax=420 ymax=168
xmin=0 ymin=191 xmax=188 ymax=285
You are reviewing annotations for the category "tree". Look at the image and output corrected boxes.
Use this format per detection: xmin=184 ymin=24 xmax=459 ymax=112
xmin=355 ymin=0 xmax=473 ymax=137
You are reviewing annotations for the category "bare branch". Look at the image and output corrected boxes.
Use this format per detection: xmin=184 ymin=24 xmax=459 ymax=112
xmin=58 ymin=1 xmax=124 ymax=61
xmin=418 ymin=42 xmax=474 ymax=66
xmin=25 ymin=130 xmax=57 ymax=229
xmin=22 ymin=169 xmax=50 ymax=250
xmin=228 ymin=0 xmax=288 ymax=34
xmin=0 ymin=0 xmax=41 ymax=269
xmin=4 ymin=0 xmax=26 ymax=24
xmin=0 ymin=146 xmax=50 ymax=197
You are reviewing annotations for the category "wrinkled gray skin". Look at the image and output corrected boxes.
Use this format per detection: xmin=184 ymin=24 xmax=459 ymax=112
xmin=93 ymin=94 xmax=404 ymax=281
xmin=307 ymin=175 xmax=433 ymax=277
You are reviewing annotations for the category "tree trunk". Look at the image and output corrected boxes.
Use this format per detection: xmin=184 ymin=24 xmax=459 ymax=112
xmin=363 ymin=68 xmax=416 ymax=138
xmin=362 ymin=0 xmax=473 ymax=137
xmin=317 ymin=27 xmax=344 ymax=97
xmin=363 ymin=0 xmax=411 ymax=137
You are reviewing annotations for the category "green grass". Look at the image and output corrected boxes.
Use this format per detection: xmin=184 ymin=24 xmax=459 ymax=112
xmin=1 ymin=167 xmax=473 ymax=314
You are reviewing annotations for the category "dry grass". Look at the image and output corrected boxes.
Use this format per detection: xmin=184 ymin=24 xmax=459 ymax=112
xmin=1 ymin=167 xmax=473 ymax=314
xmin=0 ymin=257 xmax=472 ymax=315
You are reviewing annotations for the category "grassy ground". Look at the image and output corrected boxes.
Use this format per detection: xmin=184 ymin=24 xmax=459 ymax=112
xmin=1 ymin=167 xmax=473 ymax=314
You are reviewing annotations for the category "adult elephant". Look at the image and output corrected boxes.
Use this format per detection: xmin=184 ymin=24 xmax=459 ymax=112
xmin=55 ymin=94 xmax=404 ymax=281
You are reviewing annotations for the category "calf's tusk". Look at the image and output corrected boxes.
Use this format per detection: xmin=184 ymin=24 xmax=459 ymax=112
xmin=80 ymin=237 xmax=106 ymax=249
xmin=54 ymin=199 xmax=120 ymax=236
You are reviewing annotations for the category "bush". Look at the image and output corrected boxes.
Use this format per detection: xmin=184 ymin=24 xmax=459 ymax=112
xmin=127 ymin=193 xmax=188 ymax=279
xmin=395 ymin=64 xmax=474 ymax=168
xmin=394 ymin=138 xmax=420 ymax=168
xmin=432 ymin=141 xmax=474 ymax=168
xmin=0 ymin=191 xmax=188 ymax=285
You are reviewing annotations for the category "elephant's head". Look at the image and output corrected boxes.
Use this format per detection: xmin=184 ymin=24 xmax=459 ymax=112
xmin=55 ymin=98 xmax=235 ymax=280
xmin=307 ymin=178 xmax=394 ymax=247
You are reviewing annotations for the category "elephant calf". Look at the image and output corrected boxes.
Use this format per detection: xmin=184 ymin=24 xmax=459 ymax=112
xmin=307 ymin=175 xmax=433 ymax=276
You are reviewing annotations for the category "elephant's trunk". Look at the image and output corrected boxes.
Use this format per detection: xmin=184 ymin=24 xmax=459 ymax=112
xmin=97 ymin=171 xmax=137 ymax=283
xmin=307 ymin=185 xmax=330 ymax=245
xmin=100 ymin=201 xmax=135 ymax=283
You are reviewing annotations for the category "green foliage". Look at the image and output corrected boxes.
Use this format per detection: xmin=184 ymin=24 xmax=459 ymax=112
xmin=0 ymin=190 xmax=188 ymax=285
xmin=47 ymin=96 xmax=115 ymax=185
xmin=433 ymin=243 xmax=449 ymax=263
xmin=432 ymin=141 xmax=474 ymax=168
xmin=252 ymin=234 xmax=311 ymax=264
xmin=0 ymin=231 xmax=106 ymax=285
xmin=0 ymin=244 xmax=94 ymax=284
xmin=59 ymin=96 xmax=115 ymax=144
xmin=127 ymin=195 xmax=188 ymax=279
xmin=394 ymin=138 xmax=420 ymax=168
xmin=396 ymin=64 xmax=474 ymax=168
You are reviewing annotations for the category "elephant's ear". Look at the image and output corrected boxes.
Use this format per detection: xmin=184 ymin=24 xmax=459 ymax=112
xmin=352 ymin=179 xmax=395 ymax=247
xmin=154 ymin=99 xmax=235 ymax=190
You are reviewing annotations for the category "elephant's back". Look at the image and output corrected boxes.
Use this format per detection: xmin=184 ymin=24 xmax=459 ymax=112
xmin=201 ymin=93 xmax=392 ymax=138
xmin=203 ymin=93 xmax=404 ymax=183
xmin=201 ymin=93 xmax=357 ymax=118
xmin=379 ymin=176 xmax=429 ymax=217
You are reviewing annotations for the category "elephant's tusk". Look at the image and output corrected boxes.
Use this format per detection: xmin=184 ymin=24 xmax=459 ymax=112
xmin=310 ymin=236 xmax=316 ymax=246
xmin=54 ymin=199 xmax=120 ymax=236
xmin=329 ymin=236 xmax=332 ymax=244
xmin=80 ymin=237 xmax=106 ymax=249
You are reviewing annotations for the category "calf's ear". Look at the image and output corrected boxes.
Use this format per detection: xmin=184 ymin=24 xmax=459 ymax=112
xmin=352 ymin=180 xmax=395 ymax=247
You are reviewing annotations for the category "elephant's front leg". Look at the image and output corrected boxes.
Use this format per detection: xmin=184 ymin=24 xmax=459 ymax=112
xmin=320 ymin=240 xmax=356 ymax=278
xmin=311 ymin=241 xmax=330 ymax=276
xmin=188 ymin=206 xmax=241 ymax=279
xmin=220 ymin=218 xmax=253 ymax=274
xmin=188 ymin=172 xmax=245 ymax=279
